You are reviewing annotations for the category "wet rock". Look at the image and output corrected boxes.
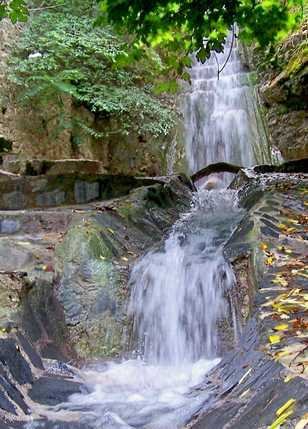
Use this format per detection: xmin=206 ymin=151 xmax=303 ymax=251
xmin=0 ymin=334 xmax=91 ymax=428
xmin=15 ymin=332 xmax=43 ymax=370
xmin=253 ymin=158 xmax=308 ymax=174
xmin=0 ymin=173 xmax=181 ymax=209
xmin=74 ymin=180 xmax=99 ymax=204
xmin=0 ymin=390 xmax=17 ymax=415
xmin=0 ymin=174 xmax=192 ymax=361
xmin=53 ymin=175 xmax=192 ymax=359
xmin=191 ymin=321 xmax=308 ymax=429
xmin=190 ymin=174 xmax=308 ymax=428
xmin=0 ymin=363 xmax=29 ymax=414
xmin=258 ymin=24 xmax=308 ymax=161
xmin=0 ymin=338 xmax=33 ymax=385
xmin=29 ymin=376 xmax=85 ymax=406
xmin=0 ymin=219 xmax=20 ymax=234
xmin=19 ymin=274 xmax=72 ymax=361
xmin=36 ymin=189 xmax=66 ymax=207
xmin=0 ymin=240 xmax=34 ymax=271
xmin=20 ymin=421 xmax=90 ymax=429
xmin=0 ymin=273 xmax=24 ymax=330
xmin=3 ymin=191 xmax=26 ymax=210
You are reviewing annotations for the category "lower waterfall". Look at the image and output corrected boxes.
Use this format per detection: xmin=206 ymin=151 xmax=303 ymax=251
xmin=130 ymin=190 xmax=239 ymax=365
xmin=64 ymin=190 xmax=243 ymax=429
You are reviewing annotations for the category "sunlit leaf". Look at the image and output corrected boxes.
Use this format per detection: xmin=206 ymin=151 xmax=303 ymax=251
xmin=260 ymin=242 xmax=268 ymax=251
xmin=268 ymin=410 xmax=294 ymax=429
xmin=274 ymin=324 xmax=288 ymax=331
xmin=269 ymin=334 xmax=281 ymax=344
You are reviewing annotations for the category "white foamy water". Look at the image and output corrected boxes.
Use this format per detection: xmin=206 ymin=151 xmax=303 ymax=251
xmin=184 ymin=33 xmax=270 ymax=174
xmin=61 ymin=190 xmax=242 ymax=429
xmin=130 ymin=198 xmax=238 ymax=365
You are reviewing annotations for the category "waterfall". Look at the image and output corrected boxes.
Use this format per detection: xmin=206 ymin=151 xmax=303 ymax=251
xmin=184 ymin=34 xmax=269 ymax=174
xmin=64 ymin=38 xmax=259 ymax=429
xmin=130 ymin=191 xmax=239 ymax=365
xmin=66 ymin=190 xmax=242 ymax=429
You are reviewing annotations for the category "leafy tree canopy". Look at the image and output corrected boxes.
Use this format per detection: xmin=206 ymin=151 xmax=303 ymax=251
xmin=99 ymin=0 xmax=305 ymax=66
xmin=0 ymin=0 xmax=28 ymax=22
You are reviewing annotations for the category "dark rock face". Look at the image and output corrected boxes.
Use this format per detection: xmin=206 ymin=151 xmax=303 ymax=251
xmin=29 ymin=377 xmax=85 ymax=406
xmin=0 ymin=338 xmax=33 ymax=385
xmin=259 ymin=23 xmax=308 ymax=161
xmin=0 ymin=174 xmax=192 ymax=360
xmin=0 ymin=172 xmax=183 ymax=210
xmin=191 ymin=329 xmax=308 ymax=429
xmin=190 ymin=173 xmax=308 ymax=428
xmin=2 ymin=159 xmax=107 ymax=176
xmin=0 ymin=333 xmax=89 ymax=428
xmin=54 ymin=176 xmax=193 ymax=358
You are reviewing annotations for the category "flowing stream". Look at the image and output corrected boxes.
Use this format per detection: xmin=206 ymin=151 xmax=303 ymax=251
xmin=58 ymin=38 xmax=264 ymax=429
xmin=64 ymin=190 xmax=242 ymax=429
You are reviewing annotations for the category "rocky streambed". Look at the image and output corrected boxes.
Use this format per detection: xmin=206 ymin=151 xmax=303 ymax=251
xmin=0 ymin=161 xmax=307 ymax=428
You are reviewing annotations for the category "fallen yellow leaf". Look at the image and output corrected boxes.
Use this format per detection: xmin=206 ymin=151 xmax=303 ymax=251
xmin=288 ymin=219 xmax=299 ymax=225
xmin=260 ymin=242 xmax=268 ymax=251
xmin=278 ymin=223 xmax=287 ymax=229
xmin=272 ymin=275 xmax=288 ymax=287
xmin=276 ymin=399 xmax=296 ymax=417
xmin=274 ymin=324 xmax=288 ymax=331
xmin=265 ymin=256 xmax=275 ymax=266
xmin=269 ymin=335 xmax=281 ymax=344
xmin=268 ymin=410 xmax=294 ymax=429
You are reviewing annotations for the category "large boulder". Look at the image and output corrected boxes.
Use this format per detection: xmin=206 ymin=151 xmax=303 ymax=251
xmin=0 ymin=174 xmax=193 ymax=361
xmin=54 ymin=176 xmax=193 ymax=358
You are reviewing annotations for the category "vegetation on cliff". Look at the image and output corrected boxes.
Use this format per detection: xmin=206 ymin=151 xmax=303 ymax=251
xmin=255 ymin=5 xmax=307 ymax=160
xmin=8 ymin=2 xmax=178 ymax=142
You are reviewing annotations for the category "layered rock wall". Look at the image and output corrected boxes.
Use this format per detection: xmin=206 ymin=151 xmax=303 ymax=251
xmin=259 ymin=22 xmax=308 ymax=160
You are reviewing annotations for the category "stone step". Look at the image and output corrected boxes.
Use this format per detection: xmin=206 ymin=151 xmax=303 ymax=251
xmin=1 ymin=158 xmax=108 ymax=176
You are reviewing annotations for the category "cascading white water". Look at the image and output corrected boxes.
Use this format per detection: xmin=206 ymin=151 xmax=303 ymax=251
xmin=184 ymin=33 xmax=269 ymax=174
xmin=130 ymin=191 xmax=238 ymax=366
xmin=61 ymin=37 xmax=263 ymax=429
xmin=63 ymin=190 xmax=241 ymax=429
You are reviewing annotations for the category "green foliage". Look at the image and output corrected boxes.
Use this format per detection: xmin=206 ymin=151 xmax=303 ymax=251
xmin=254 ymin=1 xmax=307 ymax=76
xmin=9 ymin=10 xmax=176 ymax=139
xmin=100 ymin=0 xmax=305 ymax=72
xmin=0 ymin=0 xmax=28 ymax=22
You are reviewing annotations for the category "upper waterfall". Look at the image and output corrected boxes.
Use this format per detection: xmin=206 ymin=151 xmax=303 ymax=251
xmin=184 ymin=35 xmax=269 ymax=173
